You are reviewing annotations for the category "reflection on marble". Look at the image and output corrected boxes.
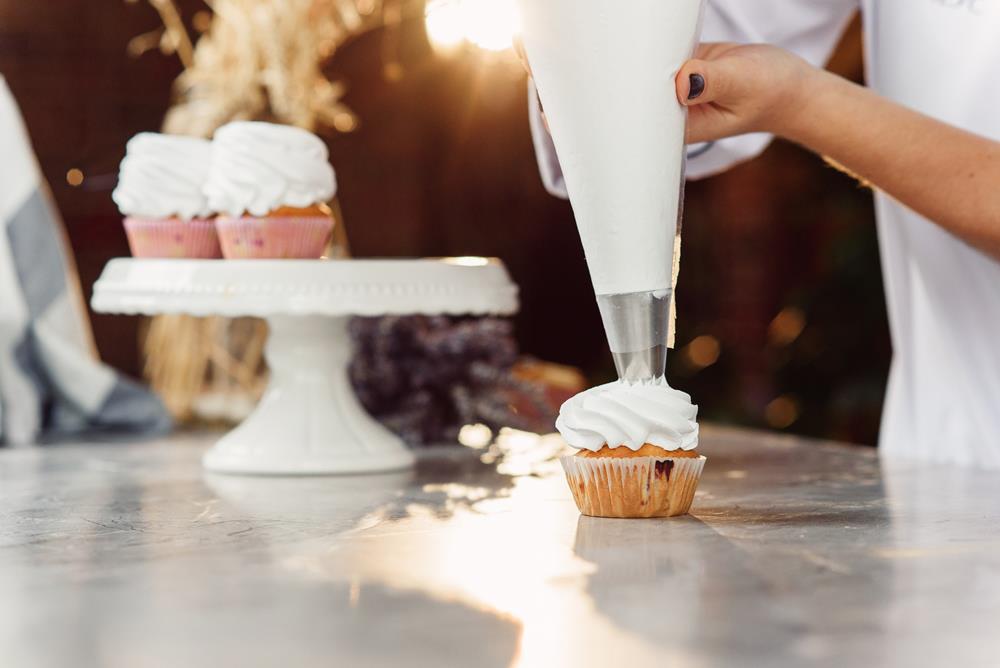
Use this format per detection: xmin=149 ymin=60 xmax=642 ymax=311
xmin=2 ymin=427 xmax=1000 ymax=667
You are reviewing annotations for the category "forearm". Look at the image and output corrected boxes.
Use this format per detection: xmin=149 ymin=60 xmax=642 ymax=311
xmin=780 ymin=70 xmax=1000 ymax=258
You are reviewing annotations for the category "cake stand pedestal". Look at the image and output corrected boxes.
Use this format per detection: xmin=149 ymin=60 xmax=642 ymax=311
xmin=91 ymin=258 xmax=518 ymax=475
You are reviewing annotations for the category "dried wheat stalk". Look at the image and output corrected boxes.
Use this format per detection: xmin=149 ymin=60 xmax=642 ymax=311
xmin=131 ymin=0 xmax=424 ymax=137
xmin=131 ymin=0 xmax=405 ymax=421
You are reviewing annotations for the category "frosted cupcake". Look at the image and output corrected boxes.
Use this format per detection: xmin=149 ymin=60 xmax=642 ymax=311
xmin=557 ymin=381 xmax=705 ymax=518
xmin=205 ymin=122 xmax=337 ymax=259
xmin=112 ymin=133 xmax=220 ymax=258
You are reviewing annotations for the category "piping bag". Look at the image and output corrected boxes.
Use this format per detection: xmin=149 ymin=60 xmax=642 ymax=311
xmin=517 ymin=0 xmax=705 ymax=382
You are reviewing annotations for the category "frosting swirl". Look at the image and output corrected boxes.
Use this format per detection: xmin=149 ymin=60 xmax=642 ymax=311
xmin=556 ymin=380 xmax=699 ymax=452
xmin=112 ymin=133 xmax=213 ymax=220
xmin=205 ymin=121 xmax=337 ymax=217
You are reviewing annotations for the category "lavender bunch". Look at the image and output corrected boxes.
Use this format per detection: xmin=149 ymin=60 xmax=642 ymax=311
xmin=348 ymin=316 xmax=550 ymax=446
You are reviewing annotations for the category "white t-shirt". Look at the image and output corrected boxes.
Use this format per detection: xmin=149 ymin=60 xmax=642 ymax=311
xmin=532 ymin=0 xmax=1000 ymax=468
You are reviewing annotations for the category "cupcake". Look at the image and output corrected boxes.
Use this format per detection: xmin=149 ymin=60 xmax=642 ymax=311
xmin=556 ymin=380 xmax=704 ymax=518
xmin=205 ymin=122 xmax=337 ymax=259
xmin=112 ymin=133 xmax=220 ymax=258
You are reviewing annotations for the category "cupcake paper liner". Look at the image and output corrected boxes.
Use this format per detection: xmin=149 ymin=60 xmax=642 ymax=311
xmin=561 ymin=455 xmax=706 ymax=518
xmin=215 ymin=216 xmax=333 ymax=259
xmin=123 ymin=217 xmax=221 ymax=259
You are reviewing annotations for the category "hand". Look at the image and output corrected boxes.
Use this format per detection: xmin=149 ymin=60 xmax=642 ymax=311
xmin=676 ymin=43 xmax=814 ymax=144
xmin=516 ymin=39 xmax=813 ymax=144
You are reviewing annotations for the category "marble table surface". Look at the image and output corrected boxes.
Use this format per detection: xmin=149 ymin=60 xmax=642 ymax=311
xmin=2 ymin=426 xmax=999 ymax=668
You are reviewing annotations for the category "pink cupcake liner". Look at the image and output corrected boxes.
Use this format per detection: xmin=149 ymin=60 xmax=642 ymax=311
xmin=215 ymin=216 xmax=333 ymax=259
xmin=123 ymin=217 xmax=222 ymax=259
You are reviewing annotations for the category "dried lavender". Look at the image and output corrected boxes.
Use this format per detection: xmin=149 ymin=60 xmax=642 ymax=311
xmin=349 ymin=316 xmax=551 ymax=446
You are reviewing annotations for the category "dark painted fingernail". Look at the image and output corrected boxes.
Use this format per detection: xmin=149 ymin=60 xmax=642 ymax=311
xmin=688 ymin=73 xmax=705 ymax=100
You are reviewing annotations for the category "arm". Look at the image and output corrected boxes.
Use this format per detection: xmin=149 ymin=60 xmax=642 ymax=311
xmin=677 ymin=44 xmax=1000 ymax=258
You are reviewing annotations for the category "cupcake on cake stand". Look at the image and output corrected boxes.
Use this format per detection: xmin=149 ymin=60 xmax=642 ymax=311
xmin=91 ymin=257 xmax=518 ymax=475
xmin=102 ymin=123 xmax=517 ymax=475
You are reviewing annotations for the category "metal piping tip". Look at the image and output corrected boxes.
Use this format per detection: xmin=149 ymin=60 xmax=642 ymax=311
xmin=597 ymin=290 xmax=672 ymax=384
xmin=612 ymin=346 xmax=669 ymax=384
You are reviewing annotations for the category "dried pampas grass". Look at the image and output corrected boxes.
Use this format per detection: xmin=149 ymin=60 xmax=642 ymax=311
xmin=128 ymin=0 xmax=395 ymax=422
xmin=131 ymin=0 xmax=421 ymax=138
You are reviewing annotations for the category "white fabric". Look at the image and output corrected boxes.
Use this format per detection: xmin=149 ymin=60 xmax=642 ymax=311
xmin=0 ymin=80 xmax=36 ymax=223
xmin=528 ymin=83 xmax=567 ymax=198
xmin=529 ymin=0 xmax=1000 ymax=467
xmin=33 ymin=293 xmax=117 ymax=415
xmin=863 ymin=0 xmax=1000 ymax=468
xmin=0 ymin=78 xmax=43 ymax=444
xmin=0 ymin=76 xmax=169 ymax=445
xmin=0 ymin=235 xmax=38 ymax=443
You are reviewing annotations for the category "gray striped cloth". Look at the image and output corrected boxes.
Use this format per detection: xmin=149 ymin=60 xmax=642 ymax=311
xmin=0 ymin=77 xmax=170 ymax=446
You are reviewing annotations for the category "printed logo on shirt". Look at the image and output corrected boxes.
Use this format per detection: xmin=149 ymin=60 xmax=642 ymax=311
xmin=930 ymin=0 xmax=996 ymax=16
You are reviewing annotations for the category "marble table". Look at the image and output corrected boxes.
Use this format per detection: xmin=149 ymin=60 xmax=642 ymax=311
xmin=2 ymin=427 xmax=999 ymax=668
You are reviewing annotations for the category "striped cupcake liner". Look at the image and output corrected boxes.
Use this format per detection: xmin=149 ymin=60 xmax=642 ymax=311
xmin=561 ymin=455 xmax=706 ymax=518
xmin=123 ymin=217 xmax=221 ymax=259
xmin=215 ymin=216 xmax=333 ymax=259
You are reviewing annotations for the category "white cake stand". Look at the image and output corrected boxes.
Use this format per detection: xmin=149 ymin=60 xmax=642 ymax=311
xmin=91 ymin=258 xmax=519 ymax=475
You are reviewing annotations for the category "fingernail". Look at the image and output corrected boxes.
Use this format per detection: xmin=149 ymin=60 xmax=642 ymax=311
xmin=688 ymin=73 xmax=705 ymax=100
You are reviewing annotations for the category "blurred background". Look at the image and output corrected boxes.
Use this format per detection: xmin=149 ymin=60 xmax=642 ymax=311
xmin=0 ymin=1 xmax=889 ymax=445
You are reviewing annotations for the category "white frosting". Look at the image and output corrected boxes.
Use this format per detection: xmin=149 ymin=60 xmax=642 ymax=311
xmin=112 ymin=133 xmax=213 ymax=220
xmin=517 ymin=0 xmax=704 ymax=295
xmin=205 ymin=121 xmax=337 ymax=217
xmin=556 ymin=380 xmax=699 ymax=452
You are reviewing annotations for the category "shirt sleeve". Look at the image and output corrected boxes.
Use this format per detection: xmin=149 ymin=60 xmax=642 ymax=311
xmin=528 ymin=0 xmax=861 ymax=195
xmin=528 ymin=81 xmax=569 ymax=198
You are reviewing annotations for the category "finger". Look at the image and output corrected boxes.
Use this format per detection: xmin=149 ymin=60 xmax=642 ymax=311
xmin=685 ymin=106 xmax=729 ymax=145
xmin=676 ymin=58 xmax=733 ymax=108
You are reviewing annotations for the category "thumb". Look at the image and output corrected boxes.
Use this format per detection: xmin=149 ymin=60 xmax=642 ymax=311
xmin=676 ymin=58 xmax=735 ymax=107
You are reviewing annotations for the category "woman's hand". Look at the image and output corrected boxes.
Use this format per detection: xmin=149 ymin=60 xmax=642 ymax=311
xmin=518 ymin=40 xmax=814 ymax=144
xmin=676 ymin=43 xmax=814 ymax=144
xmin=678 ymin=43 xmax=1000 ymax=259
xmin=519 ymin=37 xmax=1000 ymax=258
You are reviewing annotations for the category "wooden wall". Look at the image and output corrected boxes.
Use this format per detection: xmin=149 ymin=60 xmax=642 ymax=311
xmin=0 ymin=5 xmax=888 ymax=443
